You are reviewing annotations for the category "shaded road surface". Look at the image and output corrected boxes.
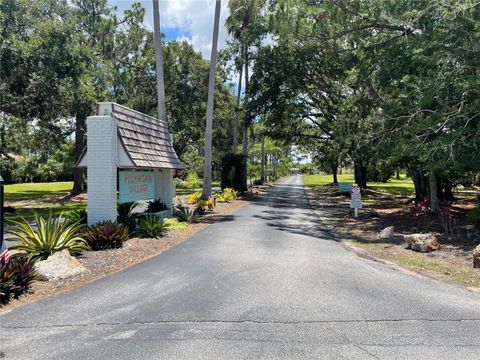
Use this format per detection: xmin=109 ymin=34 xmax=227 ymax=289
xmin=1 ymin=176 xmax=480 ymax=359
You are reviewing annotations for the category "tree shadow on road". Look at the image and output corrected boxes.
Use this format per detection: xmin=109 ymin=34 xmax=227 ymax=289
xmin=250 ymin=182 xmax=339 ymax=240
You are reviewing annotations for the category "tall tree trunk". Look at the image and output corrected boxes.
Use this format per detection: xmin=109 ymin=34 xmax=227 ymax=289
xmin=443 ymin=180 xmax=454 ymax=202
xmin=411 ymin=170 xmax=428 ymax=202
xmin=332 ymin=163 xmax=338 ymax=184
xmin=354 ymin=161 xmax=367 ymax=188
xmin=201 ymin=0 xmax=221 ymax=200
xmin=232 ymin=64 xmax=243 ymax=153
xmin=436 ymin=176 xmax=444 ymax=201
xmin=361 ymin=164 xmax=368 ymax=188
xmin=260 ymin=136 xmax=266 ymax=183
xmin=71 ymin=116 xmax=85 ymax=196
xmin=153 ymin=0 xmax=167 ymax=121
xmin=273 ymin=153 xmax=277 ymax=179
xmin=241 ymin=45 xmax=249 ymax=190
xmin=429 ymin=173 xmax=440 ymax=214
xmin=354 ymin=162 xmax=362 ymax=187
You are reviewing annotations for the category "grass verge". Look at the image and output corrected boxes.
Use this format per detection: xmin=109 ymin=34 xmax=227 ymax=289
xmin=302 ymin=174 xmax=415 ymax=196
xmin=347 ymin=241 xmax=480 ymax=288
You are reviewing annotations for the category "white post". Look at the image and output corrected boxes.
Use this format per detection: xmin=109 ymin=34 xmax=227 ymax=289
xmin=87 ymin=116 xmax=118 ymax=225
xmin=354 ymin=208 xmax=359 ymax=218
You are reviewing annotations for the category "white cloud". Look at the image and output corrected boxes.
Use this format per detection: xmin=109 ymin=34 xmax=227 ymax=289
xmin=159 ymin=0 xmax=230 ymax=58
xmin=110 ymin=0 xmax=230 ymax=59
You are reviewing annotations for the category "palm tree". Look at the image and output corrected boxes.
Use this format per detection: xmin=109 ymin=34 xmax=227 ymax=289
xmin=226 ymin=0 xmax=265 ymax=185
xmin=201 ymin=0 xmax=221 ymax=200
xmin=152 ymin=0 xmax=166 ymax=120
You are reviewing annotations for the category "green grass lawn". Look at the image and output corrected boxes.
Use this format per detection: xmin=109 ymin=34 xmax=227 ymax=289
xmin=302 ymin=174 xmax=354 ymax=187
xmin=175 ymin=180 xmax=221 ymax=195
xmin=4 ymin=182 xmax=85 ymax=221
xmin=5 ymin=181 xmax=73 ymax=202
xmin=302 ymin=174 xmax=415 ymax=196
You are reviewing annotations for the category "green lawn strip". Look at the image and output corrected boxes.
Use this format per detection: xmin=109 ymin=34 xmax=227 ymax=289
xmin=175 ymin=180 xmax=220 ymax=190
xmin=348 ymin=240 xmax=480 ymax=287
xmin=303 ymin=174 xmax=479 ymax=199
xmin=5 ymin=182 xmax=73 ymax=202
xmin=6 ymin=203 xmax=86 ymax=224
xmin=302 ymin=174 xmax=353 ymax=187
xmin=368 ymin=177 xmax=415 ymax=196
xmin=302 ymin=174 xmax=415 ymax=196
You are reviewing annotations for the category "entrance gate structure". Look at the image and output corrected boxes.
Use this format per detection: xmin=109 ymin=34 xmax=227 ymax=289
xmin=77 ymin=102 xmax=183 ymax=225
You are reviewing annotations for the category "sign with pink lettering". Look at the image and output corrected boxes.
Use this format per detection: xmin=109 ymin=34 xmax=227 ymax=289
xmin=119 ymin=170 xmax=155 ymax=203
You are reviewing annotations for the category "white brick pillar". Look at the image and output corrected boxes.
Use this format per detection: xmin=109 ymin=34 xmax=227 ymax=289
xmin=87 ymin=116 xmax=117 ymax=225
xmin=154 ymin=169 xmax=174 ymax=216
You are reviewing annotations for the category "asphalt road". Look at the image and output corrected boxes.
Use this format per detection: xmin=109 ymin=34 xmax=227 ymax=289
xmin=1 ymin=176 xmax=480 ymax=359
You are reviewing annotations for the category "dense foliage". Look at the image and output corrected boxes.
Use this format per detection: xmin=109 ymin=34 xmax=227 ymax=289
xmin=84 ymin=221 xmax=129 ymax=250
xmin=9 ymin=214 xmax=89 ymax=261
xmin=2 ymin=0 xmax=478 ymax=214
xmin=175 ymin=205 xmax=200 ymax=223
xmin=145 ymin=199 xmax=168 ymax=213
xmin=136 ymin=215 xmax=168 ymax=238
xmin=0 ymin=251 xmax=37 ymax=304
xmin=0 ymin=0 xmax=239 ymax=187
xmin=65 ymin=209 xmax=88 ymax=226
xmin=117 ymin=202 xmax=138 ymax=232
xmin=236 ymin=0 xmax=480 ymax=211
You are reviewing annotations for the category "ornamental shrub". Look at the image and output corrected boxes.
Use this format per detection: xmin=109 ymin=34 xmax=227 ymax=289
xmin=84 ymin=221 xmax=129 ymax=250
xmin=9 ymin=214 xmax=89 ymax=261
xmin=175 ymin=205 xmax=200 ymax=223
xmin=117 ymin=202 xmax=138 ymax=232
xmin=195 ymin=200 xmax=208 ymax=215
xmin=215 ymin=188 xmax=238 ymax=202
xmin=65 ymin=209 xmax=87 ymax=225
xmin=145 ymin=199 xmax=168 ymax=213
xmin=185 ymin=172 xmax=202 ymax=190
xmin=137 ymin=215 xmax=168 ymax=238
xmin=186 ymin=192 xmax=201 ymax=204
xmin=0 ymin=251 xmax=37 ymax=304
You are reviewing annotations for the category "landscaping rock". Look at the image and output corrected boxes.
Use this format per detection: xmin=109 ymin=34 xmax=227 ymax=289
xmin=379 ymin=226 xmax=395 ymax=239
xmin=473 ymin=245 xmax=480 ymax=268
xmin=35 ymin=250 xmax=86 ymax=281
xmin=404 ymin=233 xmax=440 ymax=253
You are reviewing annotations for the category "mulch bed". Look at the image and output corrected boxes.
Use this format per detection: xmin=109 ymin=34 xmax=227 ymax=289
xmin=306 ymin=186 xmax=480 ymax=288
xmin=1 ymin=188 xmax=269 ymax=314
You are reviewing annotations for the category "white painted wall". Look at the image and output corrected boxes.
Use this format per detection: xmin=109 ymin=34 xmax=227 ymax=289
xmin=154 ymin=169 xmax=175 ymax=216
xmin=85 ymin=102 xmax=177 ymax=224
xmin=87 ymin=116 xmax=117 ymax=225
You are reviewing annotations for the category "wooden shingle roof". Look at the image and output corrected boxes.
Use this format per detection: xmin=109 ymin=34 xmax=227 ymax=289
xmin=110 ymin=103 xmax=183 ymax=169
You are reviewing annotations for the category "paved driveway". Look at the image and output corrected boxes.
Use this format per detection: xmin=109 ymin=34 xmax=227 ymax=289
xmin=1 ymin=176 xmax=480 ymax=359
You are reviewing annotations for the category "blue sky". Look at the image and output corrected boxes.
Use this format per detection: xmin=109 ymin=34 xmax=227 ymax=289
xmin=108 ymin=1 xmax=230 ymax=58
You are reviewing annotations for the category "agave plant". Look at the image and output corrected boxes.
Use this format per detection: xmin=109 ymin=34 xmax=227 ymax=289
xmin=136 ymin=215 xmax=168 ymax=238
xmin=175 ymin=205 xmax=200 ymax=223
xmin=9 ymin=214 xmax=89 ymax=261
